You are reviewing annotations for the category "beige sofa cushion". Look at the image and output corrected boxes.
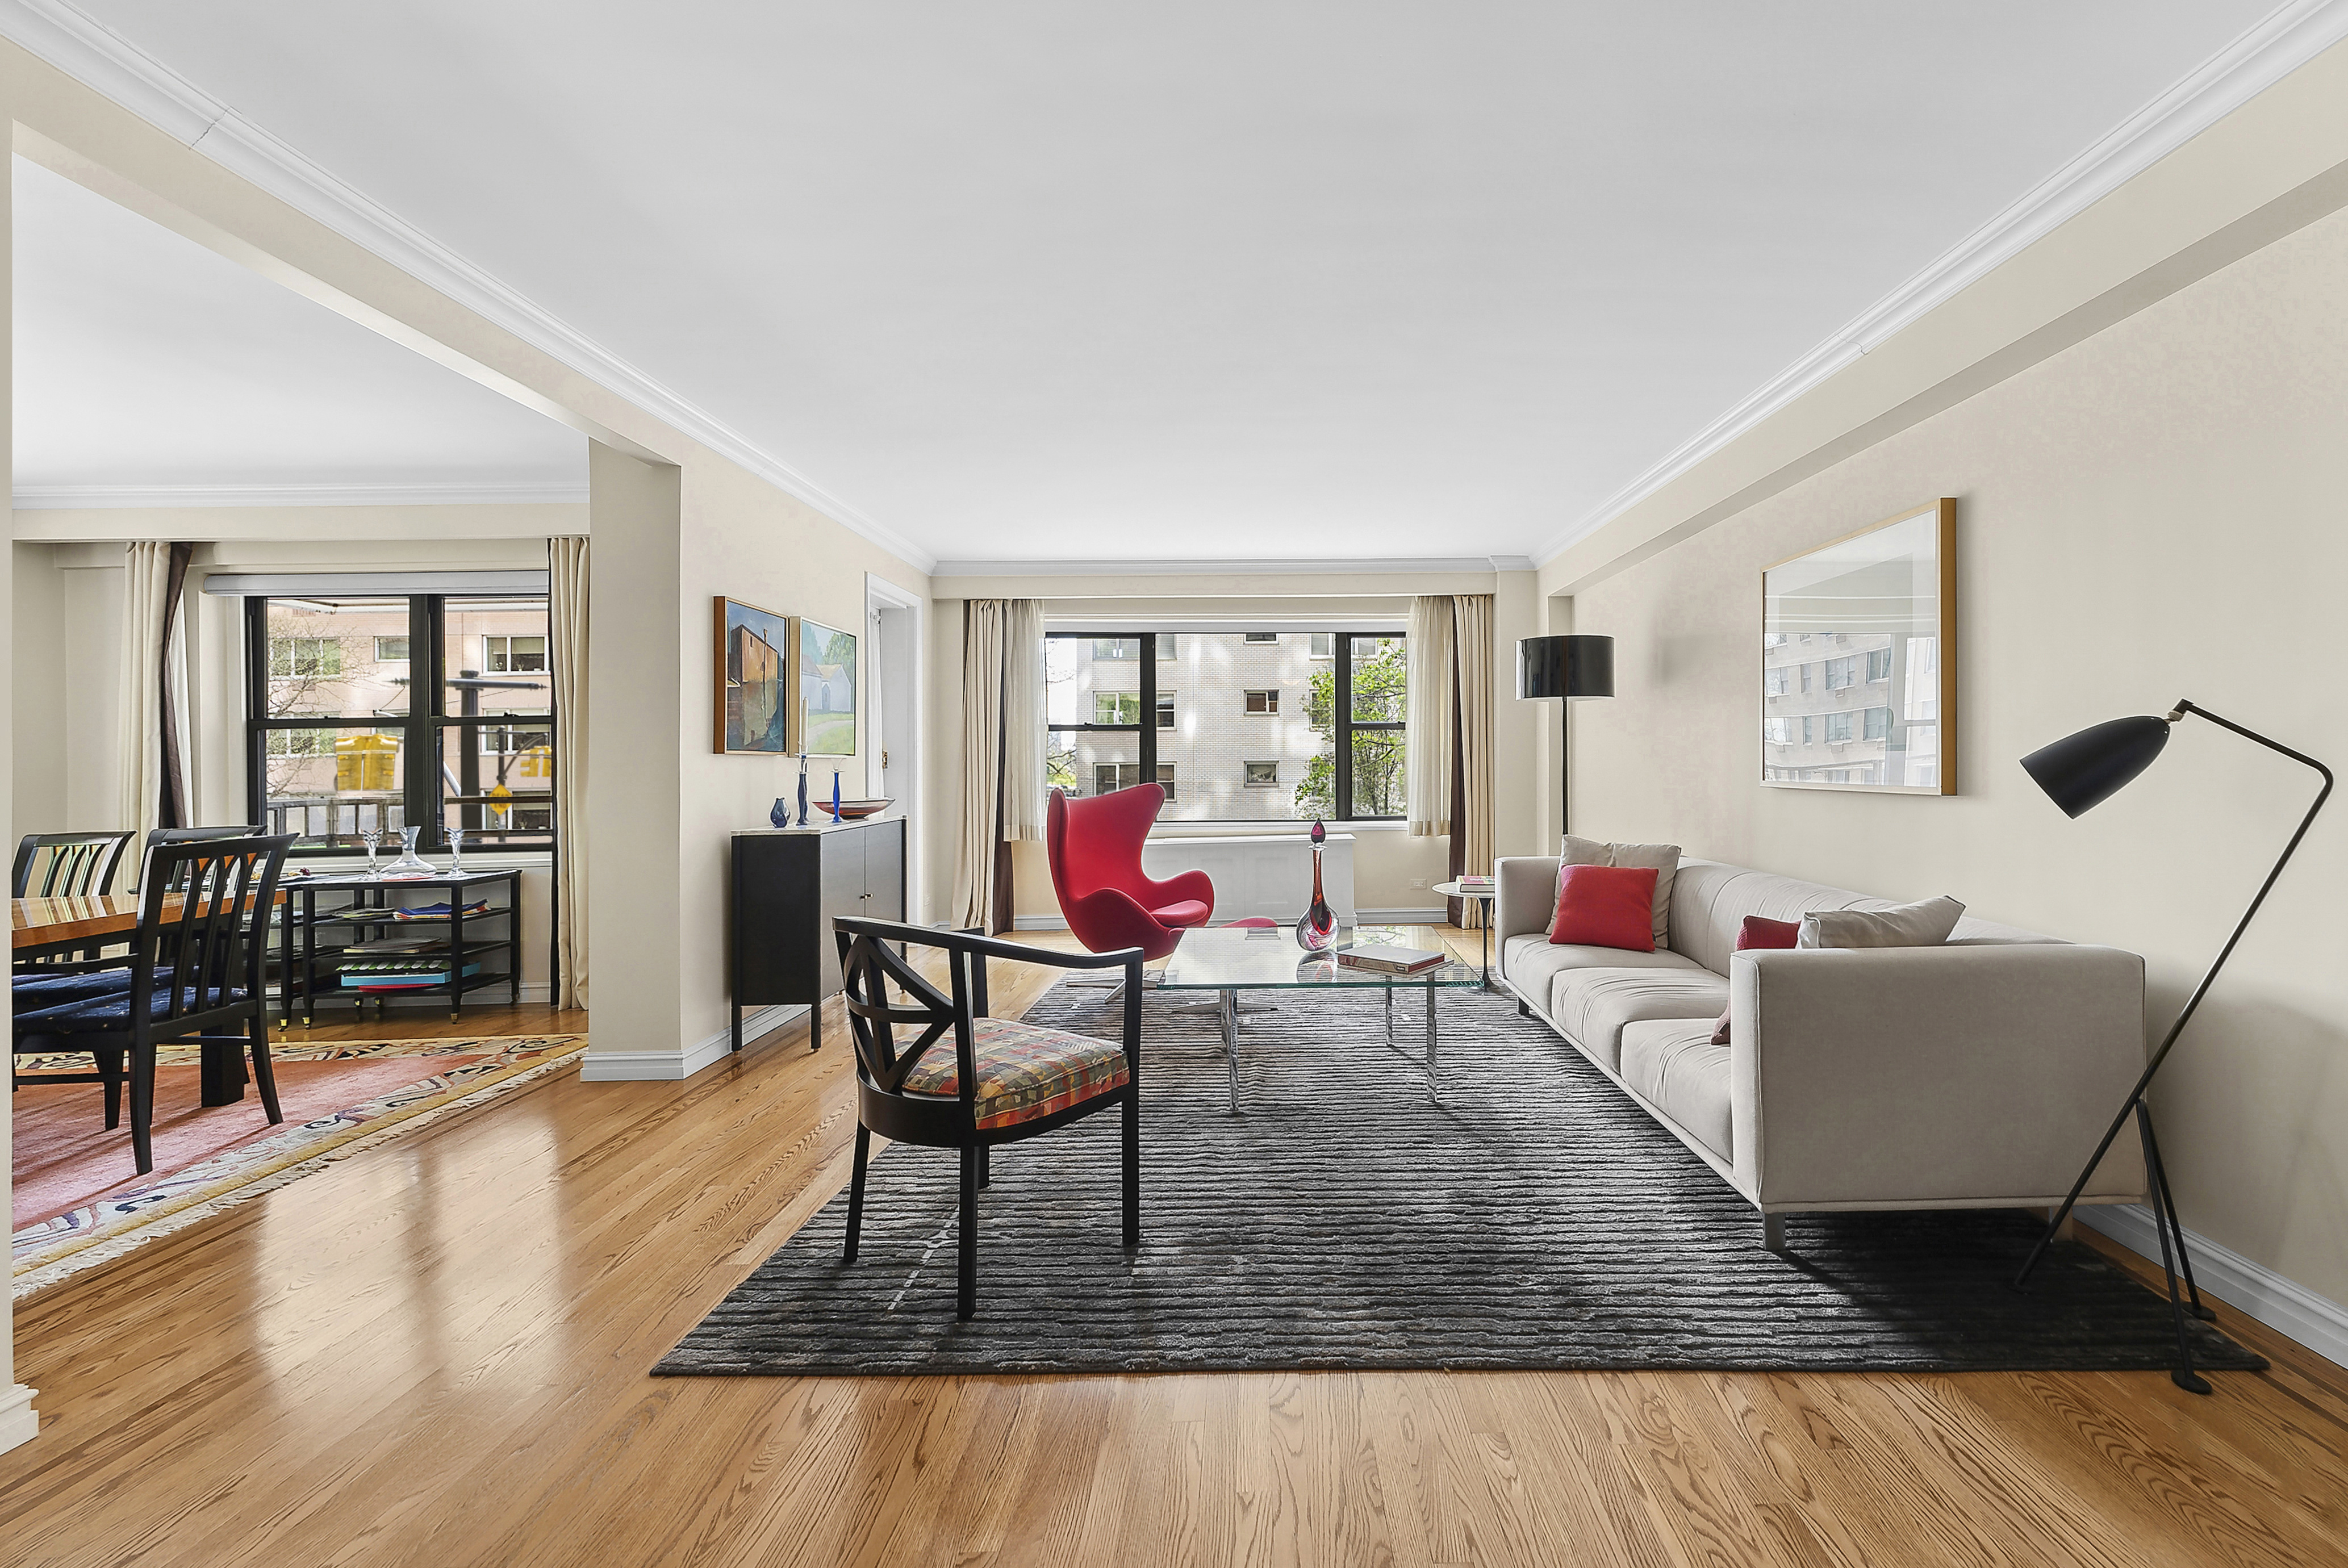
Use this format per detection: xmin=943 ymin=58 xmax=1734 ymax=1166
xmin=1669 ymin=859 xmax=2052 ymax=973
xmin=1502 ymin=934 xmax=1702 ymax=1021
xmin=1799 ymin=895 xmax=1966 ymax=948
xmin=1620 ymin=1019 xmax=1733 ymax=1162
xmin=1561 ymin=834 xmax=1681 ymax=947
xmin=1549 ymin=968 xmax=1728 ymax=1073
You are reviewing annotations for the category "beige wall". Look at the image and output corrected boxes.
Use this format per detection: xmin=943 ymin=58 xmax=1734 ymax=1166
xmin=1571 ymin=203 xmax=2348 ymax=1307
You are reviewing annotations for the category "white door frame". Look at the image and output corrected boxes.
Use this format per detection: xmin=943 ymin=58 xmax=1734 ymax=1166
xmin=864 ymin=572 xmax=925 ymax=922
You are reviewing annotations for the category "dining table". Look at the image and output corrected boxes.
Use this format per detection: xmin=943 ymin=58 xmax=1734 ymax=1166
xmin=14 ymin=892 xmax=281 ymax=1106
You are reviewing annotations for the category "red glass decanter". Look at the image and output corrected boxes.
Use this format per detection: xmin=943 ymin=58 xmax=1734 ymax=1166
xmin=1295 ymin=818 xmax=1338 ymax=951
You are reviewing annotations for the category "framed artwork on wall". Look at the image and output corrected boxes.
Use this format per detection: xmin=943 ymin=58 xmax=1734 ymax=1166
xmin=715 ymin=596 xmax=794 ymax=754
xmin=1761 ymin=498 xmax=1956 ymax=795
xmin=793 ymin=616 xmax=860 ymax=758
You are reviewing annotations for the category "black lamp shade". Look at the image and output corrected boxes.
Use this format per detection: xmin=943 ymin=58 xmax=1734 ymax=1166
xmin=2020 ymin=715 xmax=2172 ymax=818
xmin=1519 ymin=634 xmax=1614 ymax=700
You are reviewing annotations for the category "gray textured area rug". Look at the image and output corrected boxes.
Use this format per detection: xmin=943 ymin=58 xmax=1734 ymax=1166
xmin=659 ymin=981 xmax=2263 ymax=1377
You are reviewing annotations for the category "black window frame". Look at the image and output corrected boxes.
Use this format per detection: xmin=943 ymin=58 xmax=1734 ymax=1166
xmin=1045 ymin=629 xmax=1403 ymax=822
xmin=245 ymin=593 xmax=558 ymax=855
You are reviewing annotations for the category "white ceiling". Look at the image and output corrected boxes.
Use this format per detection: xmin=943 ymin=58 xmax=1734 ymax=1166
xmin=11 ymin=154 xmax=582 ymax=503
xmin=28 ymin=2 xmax=2293 ymax=555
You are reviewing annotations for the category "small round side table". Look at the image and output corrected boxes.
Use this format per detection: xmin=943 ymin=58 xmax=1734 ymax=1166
xmin=1432 ymin=881 xmax=1497 ymax=989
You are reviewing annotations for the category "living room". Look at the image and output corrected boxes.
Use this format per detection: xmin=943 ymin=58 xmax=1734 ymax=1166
xmin=7 ymin=6 xmax=2348 ymax=1565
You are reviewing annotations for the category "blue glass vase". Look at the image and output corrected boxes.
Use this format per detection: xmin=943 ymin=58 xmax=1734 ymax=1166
xmin=770 ymin=797 xmax=792 ymax=829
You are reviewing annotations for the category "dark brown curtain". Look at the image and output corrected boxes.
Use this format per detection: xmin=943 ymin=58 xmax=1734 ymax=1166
xmin=157 ymin=541 xmax=195 ymax=830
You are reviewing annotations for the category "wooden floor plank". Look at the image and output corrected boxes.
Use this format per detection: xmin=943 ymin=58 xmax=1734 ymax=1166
xmin=7 ymin=929 xmax=2346 ymax=1566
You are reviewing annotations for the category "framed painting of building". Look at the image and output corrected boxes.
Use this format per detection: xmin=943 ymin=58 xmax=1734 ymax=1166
xmin=715 ymin=596 xmax=793 ymax=754
xmin=793 ymin=616 xmax=859 ymax=757
xmin=1761 ymin=498 xmax=1955 ymax=795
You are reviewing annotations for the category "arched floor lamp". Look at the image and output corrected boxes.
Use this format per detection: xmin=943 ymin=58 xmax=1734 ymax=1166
xmin=2013 ymin=699 xmax=2332 ymax=1393
xmin=1517 ymin=635 xmax=1614 ymax=848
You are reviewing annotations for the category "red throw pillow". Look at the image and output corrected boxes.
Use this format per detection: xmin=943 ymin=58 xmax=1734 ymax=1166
xmin=1712 ymin=917 xmax=1803 ymax=1043
xmin=1548 ymin=864 xmax=1658 ymax=952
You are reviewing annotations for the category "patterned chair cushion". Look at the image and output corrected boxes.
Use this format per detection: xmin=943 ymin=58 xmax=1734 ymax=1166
xmin=899 ymin=1017 xmax=1130 ymax=1130
xmin=15 ymin=985 xmax=247 ymax=1033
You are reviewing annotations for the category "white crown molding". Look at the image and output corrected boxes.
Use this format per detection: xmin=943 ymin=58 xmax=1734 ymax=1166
xmin=0 ymin=0 xmax=940 ymax=575
xmin=13 ymin=480 xmax=591 ymax=509
xmin=933 ymin=555 xmax=1522 ymax=578
xmin=1531 ymin=0 xmax=2348 ymax=566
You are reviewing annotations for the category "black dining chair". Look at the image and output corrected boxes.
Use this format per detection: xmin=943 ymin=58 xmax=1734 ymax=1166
xmin=832 ymin=916 xmax=1143 ymax=1319
xmin=13 ymin=831 xmax=136 ymax=899
xmin=138 ymin=825 xmax=264 ymax=892
xmin=13 ymin=831 xmax=139 ymax=972
xmin=12 ymin=835 xmax=293 ymax=1173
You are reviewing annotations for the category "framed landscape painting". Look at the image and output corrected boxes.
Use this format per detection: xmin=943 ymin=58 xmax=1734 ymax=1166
xmin=1760 ymin=498 xmax=1956 ymax=795
xmin=715 ymin=596 xmax=793 ymax=754
xmin=793 ymin=616 xmax=859 ymax=757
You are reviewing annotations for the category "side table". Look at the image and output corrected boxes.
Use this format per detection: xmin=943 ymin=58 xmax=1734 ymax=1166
xmin=1432 ymin=881 xmax=1498 ymax=989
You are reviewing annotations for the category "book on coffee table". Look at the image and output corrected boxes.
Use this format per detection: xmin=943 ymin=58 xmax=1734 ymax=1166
xmin=1336 ymin=943 xmax=1448 ymax=975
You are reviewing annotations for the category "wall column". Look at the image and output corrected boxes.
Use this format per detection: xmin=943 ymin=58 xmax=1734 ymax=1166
xmin=577 ymin=441 xmax=689 ymax=1077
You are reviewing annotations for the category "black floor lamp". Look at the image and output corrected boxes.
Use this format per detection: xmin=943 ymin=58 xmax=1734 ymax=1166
xmin=2013 ymin=699 xmax=2332 ymax=1393
xmin=1517 ymin=635 xmax=1614 ymax=847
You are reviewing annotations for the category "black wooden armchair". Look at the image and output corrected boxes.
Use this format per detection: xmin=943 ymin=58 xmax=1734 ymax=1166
xmin=832 ymin=917 xmax=1143 ymax=1319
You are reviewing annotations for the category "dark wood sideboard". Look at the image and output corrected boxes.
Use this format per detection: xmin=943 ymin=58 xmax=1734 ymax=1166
xmin=727 ymin=816 xmax=906 ymax=1052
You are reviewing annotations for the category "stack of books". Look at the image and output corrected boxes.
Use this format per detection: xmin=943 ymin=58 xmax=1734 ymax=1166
xmin=1455 ymin=874 xmax=1496 ymax=893
xmin=339 ymin=957 xmax=482 ymax=991
xmin=391 ymin=898 xmax=493 ymax=922
xmin=1336 ymin=943 xmax=1448 ymax=975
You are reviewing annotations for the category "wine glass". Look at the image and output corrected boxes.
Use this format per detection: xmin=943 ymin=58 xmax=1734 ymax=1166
xmin=360 ymin=822 xmax=383 ymax=876
xmin=447 ymin=825 xmax=466 ymax=874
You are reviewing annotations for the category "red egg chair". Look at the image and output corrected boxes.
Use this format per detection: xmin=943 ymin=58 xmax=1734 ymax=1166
xmin=1045 ymin=784 xmax=1213 ymax=968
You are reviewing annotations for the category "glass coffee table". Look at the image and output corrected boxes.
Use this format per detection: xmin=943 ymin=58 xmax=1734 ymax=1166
xmin=1158 ymin=925 xmax=1483 ymax=1112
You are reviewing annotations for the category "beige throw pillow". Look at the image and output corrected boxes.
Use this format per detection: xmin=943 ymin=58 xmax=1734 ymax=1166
xmin=1560 ymin=834 xmax=1681 ymax=948
xmin=1798 ymin=896 xmax=1966 ymax=949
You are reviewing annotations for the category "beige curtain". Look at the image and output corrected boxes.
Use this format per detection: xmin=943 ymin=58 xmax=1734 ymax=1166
xmin=1000 ymin=601 xmax=1046 ymax=841
xmin=1405 ymin=596 xmax=1456 ymax=835
xmin=954 ymin=599 xmax=1042 ymax=931
xmin=1449 ymin=594 xmax=1496 ymax=928
xmin=115 ymin=541 xmax=176 ymax=858
xmin=549 ymin=537 xmax=590 ymax=1010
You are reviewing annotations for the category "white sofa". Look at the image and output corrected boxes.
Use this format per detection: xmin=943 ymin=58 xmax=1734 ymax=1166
xmin=1495 ymin=855 xmax=2150 ymax=1248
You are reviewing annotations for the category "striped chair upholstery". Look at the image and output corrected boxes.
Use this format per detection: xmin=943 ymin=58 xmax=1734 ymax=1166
xmin=899 ymin=1017 xmax=1131 ymax=1130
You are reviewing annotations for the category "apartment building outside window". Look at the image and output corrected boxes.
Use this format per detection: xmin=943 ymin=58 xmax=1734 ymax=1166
xmin=246 ymin=593 xmax=557 ymax=851
xmin=1043 ymin=629 xmax=1405 ymax=821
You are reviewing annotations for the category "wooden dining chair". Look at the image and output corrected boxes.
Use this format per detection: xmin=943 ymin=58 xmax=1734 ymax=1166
xmin=832 ymin=915 xmax=1143 ymax=1319
xmin=12 ymin=835 xmax=294 ymax=1173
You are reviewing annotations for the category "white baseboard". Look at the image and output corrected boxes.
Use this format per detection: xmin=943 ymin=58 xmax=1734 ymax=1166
xmin=1012 ymin=915 xmax=1067 ymax=931
xmin=2079 ymin=1203 xmax=2348 ymax=1371
xmin=576 ymin=1003 xmax=805 ymax=1081
xmin=285 ymin=981 xmax=551 ymax=1011
xmin=0 ymin=1385 xmax=37 ymax=1454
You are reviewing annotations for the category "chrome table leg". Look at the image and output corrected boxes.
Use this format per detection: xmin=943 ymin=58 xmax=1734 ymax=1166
xmin=1219 ymin=988 xmax=1243 ymax=1114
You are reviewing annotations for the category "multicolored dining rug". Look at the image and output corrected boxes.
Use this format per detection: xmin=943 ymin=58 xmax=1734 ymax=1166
xmin=11 ymin=1034 xmax=586 ymax=1298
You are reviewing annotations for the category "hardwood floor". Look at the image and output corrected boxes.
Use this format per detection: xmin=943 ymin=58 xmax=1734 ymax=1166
xmin=5 ymin=929 xmax=2345 ymax=1566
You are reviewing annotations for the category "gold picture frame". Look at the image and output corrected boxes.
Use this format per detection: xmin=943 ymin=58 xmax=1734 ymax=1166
xmin=1760 ymin=498 xmax=1956 ymax=795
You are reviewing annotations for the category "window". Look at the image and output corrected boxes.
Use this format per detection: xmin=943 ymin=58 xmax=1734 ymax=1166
xmin=1309 ymin=633 xmax=1334 ymax=658
xmin=1866 ymin=648 xmax=1893 ymax=682
xmin=269 ymin=637 xmax=343 ymax=679
xmin=1156 ymin=635 xmax=1179 ymax=659
xmin=484 ymin=634 xmax=546 ymax=674
xmin=1043 ymin=629 xmax=1403 ymax=822
xmin=1824 ymin=656 xmax=1858 ymax=691
xmin=1764 ymin=717 xmax=1795 ymax=745
xmin=247 ymin=594 xmax=556 ymax=853
xmin=1764 ymin=666 xmax=1792 ymax=696
xmin=1863 ymin=706 xmax=1892 ymax=741
xmin=1823 ymin=711 xmax=1854 ymax=743
xmin=1801 ymin=716 xmax=1814 ymax=745
xmin=1800 ymin=663 xmax=1813 ymax=693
